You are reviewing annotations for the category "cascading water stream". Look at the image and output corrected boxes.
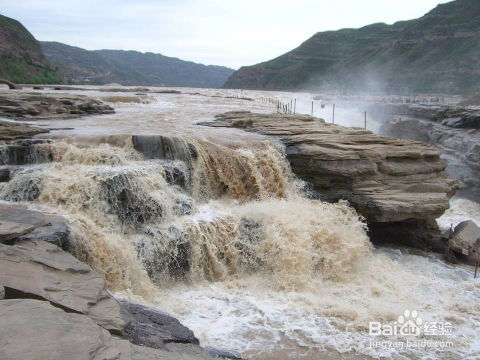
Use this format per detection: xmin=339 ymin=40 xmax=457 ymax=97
xmin=0 ymin=134 xmax=478 ymax=359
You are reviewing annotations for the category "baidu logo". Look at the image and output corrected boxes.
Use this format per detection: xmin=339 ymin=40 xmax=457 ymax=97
xmin=369 ymin=309 xmax=452 ymax=337
xmin=397 ymin=309 xmax=423 ymax=336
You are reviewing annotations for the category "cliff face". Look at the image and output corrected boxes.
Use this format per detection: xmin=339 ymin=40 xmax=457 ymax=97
xmin=225 ymin=0 xmax=480 ymax=94
xmin=41 ymin=42 xmax=235 ymax=88
xmin=0 ymin=15 xmax=61 ymax=84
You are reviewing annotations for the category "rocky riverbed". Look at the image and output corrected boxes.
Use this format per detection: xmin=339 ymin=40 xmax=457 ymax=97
xmin=0 ymin=87 xmax=478 ymax=360
xmin=0 ymin=90 xmax=114 ymax=120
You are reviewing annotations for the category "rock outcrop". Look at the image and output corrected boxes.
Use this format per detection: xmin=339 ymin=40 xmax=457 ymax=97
xmin=0 ymin=120 xmax=48 ymax=140
xmin=0 ymin=205 xmax=70 ymax=247
xmin=0 ymin=139 xmax=53 ymax=166
xmin=371 ymin=103 xmax=480 ymax=201
xmin=371 ymin=103 xmax=480 ymax=129
xmin=0 ymin=299 xmax=124 ymax=360
xmin=120 ymin=301 xmax=199 ymax=349
xmin=0 ymin=240 xmax=125 ymax=333
xmin=0 ymin=299 xmax=216 ymax=360
xmin=0 ymin=220 xmax=34 ymax=242
xmin=448 ymin=220 xmax=480 ymax=264
xmin=0 ymin=210 xmax=236 ymax=359
xmin=0 ymin=90 xmax=114 ymax=120
xmin=202 ymin=111 xmax=460 ymax=248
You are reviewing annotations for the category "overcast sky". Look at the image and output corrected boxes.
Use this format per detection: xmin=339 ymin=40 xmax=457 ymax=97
xmin=1 ymin=0 xmax=450 ymax=69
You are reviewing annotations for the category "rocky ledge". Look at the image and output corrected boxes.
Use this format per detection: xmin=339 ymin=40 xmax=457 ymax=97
xmin=370 ymin=103 xmax=480 ymax=129
xmin=0 ymin=120 xmax=48 ymax=140
xmin=201 ymin=111 xmax=460 ymax=250
xmin=0 ymin=205 xmax=239 ymax=360
xmin=0 ymin=90 xmax=114 ymax=120
xmin=370 ymin=103 xmax=480 ymax=201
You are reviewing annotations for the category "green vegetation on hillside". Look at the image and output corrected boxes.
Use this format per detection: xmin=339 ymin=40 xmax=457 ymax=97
xmin=41 ymin=42 xmax=234 ymax=88
xmin=0 ymin=15 xmax=62 ymax=84
xmin=225 ymin=0 xmax=480 ymax=94
xmin=0 ymin=13 xmax=233 ymax=88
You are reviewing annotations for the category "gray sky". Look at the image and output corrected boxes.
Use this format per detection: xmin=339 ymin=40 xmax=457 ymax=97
xmin=1 ymin=0 xmax=450 ymax=69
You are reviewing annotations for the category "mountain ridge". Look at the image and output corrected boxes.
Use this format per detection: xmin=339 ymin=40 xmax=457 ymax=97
xmin=0 ymin=13 xmax=234 ymax=88
xmin=224 ymin=0 xmax=480 ymax=94
xmin=41 ymin=42 xmax=235 ymax=88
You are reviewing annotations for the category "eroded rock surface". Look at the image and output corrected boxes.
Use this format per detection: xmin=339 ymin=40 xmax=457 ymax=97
xmin=0 ymin=90 xmax=114 ymax=120
xmin=0 ymin=240 xmax=125 ymax=333
xmin=0 ymin=232 xmax=229 ymax=359
xmin=371 ymin=103 xmax=480 ymax=129
xmin=120 ymin=301 xmax=199 ymax=349
xmin=0 ymin=205 xmax=70 ymax=247
xmin=372 ymin=103 xmax=480 ymax=201
xmin=0 ymin=219 xmax=34 ymax=243
xmin=202 ymin=111 xmax=460 ymax=248
xmin=0 ymin=139 xmax=53 ymax=165
xmin=0 ymin=120 xmax=48 ymax=140
xmin=0 ymin=299 xmax=123 ymax=360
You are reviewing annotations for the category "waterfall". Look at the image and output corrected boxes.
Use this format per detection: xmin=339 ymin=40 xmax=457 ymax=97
xmin=0 ymin=134 xmax=478 ymax=358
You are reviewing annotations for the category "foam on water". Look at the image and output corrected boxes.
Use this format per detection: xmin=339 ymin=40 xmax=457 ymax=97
xmin=437 ymin=197 xmax=480 ymax=230
xmin=2 ymin=87 xmax=479 ymax=359
xmin=152 ymin=246 xmax=480 ymax=359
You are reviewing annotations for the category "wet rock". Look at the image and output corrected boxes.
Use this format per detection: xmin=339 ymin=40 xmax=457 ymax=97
xmin=444 ymin=248 xmax=458 ymax=264
xmin=162 ymin=161 xmax=189 ymax=189
xmin=132 ymin=135 xmax=196 ymax=163
xmin=204 ymin=112 xmax=460 ymax=247
xmin=0 ymin=168 xmax=10 ymax=182
xmin=0 ymin=240 xmax=125 ymax=333
xmin=368 ymin=219 xmax=447 ymax=252
xmin=0 ymin=120 xmax=49 ymax=141
xmin=369 ymin=103 xmax=480 ymax=129
xmin=449 ymin=220 xmax=480 ymax=264
xmin=1 ymin=173 xmax=42 ymax=202
xmin=137 ymin=226 xmax=191 ymax=281
xmin=0 ymin=139 xmax=53 ymax=165
xmin=203 ymin=346 xmax=242 ymax=359
xmin=120 ymin=300 xmax=199 ymax=350
xmin=0 ymin=220 xmax=34 ymax=243
xmin=101 ymin=173 xmax=163 ymax=224
xmin=0 ymin=90 xmax=114 ymax=120
xmin=0 ymin=205 xmax=70 ymax=247
xmin=0 ymin=299 xmax=124 ymax=360
xmin=376 ymin=106 xmax=480 ymax=201
xmin=236 ymin=217 xmax=265 ymax=270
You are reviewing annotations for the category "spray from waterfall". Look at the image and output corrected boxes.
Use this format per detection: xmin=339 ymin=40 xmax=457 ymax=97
xmin=0 ymin=136 xmax=371 ymax=292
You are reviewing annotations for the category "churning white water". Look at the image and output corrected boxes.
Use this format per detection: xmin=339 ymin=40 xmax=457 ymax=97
xmin=2 ymin=86 xmax=479 ymax=359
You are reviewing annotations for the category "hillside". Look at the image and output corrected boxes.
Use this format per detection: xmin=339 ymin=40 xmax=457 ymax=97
xmin=42 ymin=42 xmax=235 ymax=88
xmin=224 ymin=0 xmax=480 ymax=94
xmin=0 ymin=15 xmax=61 ymax=84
